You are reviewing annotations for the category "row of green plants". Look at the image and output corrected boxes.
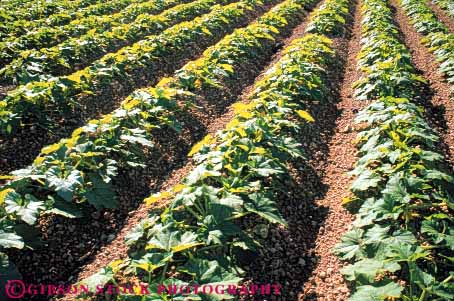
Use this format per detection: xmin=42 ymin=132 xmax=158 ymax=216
xmin=305 ymin=0 xmax=349 ymax=35
xmin=0 ymin=0 xmax=172 ymax=66
xmin=0 ymin=0 xmax=148 ymax=41
xmin=79 ymin=33 xmax=335 ymax=301
xmin=0 ymin=0 xmax=32 ymax=9
xmin=399 ymin=0 xmax=454 ymax=85
xmin=75 ymin=0 xmax=354 ymax=298
xmin=1 ymin=0 xmax=230 ymax=85
xmin=0 ymin=0 xmax=257 ymax=136
xmin=0 ymin=0 xmax=101 ymax=23
xmin=334 ymin=0 xmax=454 ymax=300
xmin=433 ymin=0 xmax=454 ymax=17
xmin=0 ymin=0 xmax=312 ymax=281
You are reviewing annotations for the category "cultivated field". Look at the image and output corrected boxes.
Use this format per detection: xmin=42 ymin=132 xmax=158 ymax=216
xmin=0 ymin=0 xmax=454 ymax=300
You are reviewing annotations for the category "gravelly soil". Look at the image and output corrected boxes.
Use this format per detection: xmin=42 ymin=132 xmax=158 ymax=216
xmin=390 ymin=0 xmax=454 ymax=170
xmin=243 ymin=0 xmax=364 ymax=300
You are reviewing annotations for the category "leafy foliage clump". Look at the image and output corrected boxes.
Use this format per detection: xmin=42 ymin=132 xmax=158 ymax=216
xmin=334 ymin=0 xmax=454 ymax=299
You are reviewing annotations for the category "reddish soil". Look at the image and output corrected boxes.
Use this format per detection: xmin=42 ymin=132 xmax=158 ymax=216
xmin=299 ymin=2 xmax=365 ymax=299
xmin=390 ymin=0 xmax=454 ymax=170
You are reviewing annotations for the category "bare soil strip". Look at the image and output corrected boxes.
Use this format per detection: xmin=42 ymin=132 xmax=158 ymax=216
xmin=10 ymin=1 xmax=324 ymax=295
xmin=427 ymin=0 xmax=454 ymax=32
xmin=299 ymin=4 xmax=363 ymax=299
xmin=241 ymin=1 xmax=364 ymax=300
xmin=390 ymin=0 xmax=454 ymax=170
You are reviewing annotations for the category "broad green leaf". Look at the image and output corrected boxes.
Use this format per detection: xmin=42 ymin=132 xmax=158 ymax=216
xmin=0 ymin=231 xmax=24 ymax=249
xmin=341 ymin=259 xmax=401 ymax=284
xmin=147 ymin=229 xmax=202 ymax=253
xmin=78 ymin=267 xmax=115 ymax=293
xmin=244 ymin=192 xmax=287 ymax=226
xmin=351 ymin=169 xmax=381 ymax=192
xmin=46 ymin=168 xmax=83 ymax=202
xmin=82 ymin=173 xmax=117 ymax=209
xmin=5 ymin=193 xmax=44 ymax=225
xmin=46 ymin=197 xmax=83 ymax=218
xmin=334 ymin=228 xmax=365 ymax=260
xmin=131 ymin=252 xmax=172 ymax=273
xmin=349 ymin=281 xmax=403 ymax=301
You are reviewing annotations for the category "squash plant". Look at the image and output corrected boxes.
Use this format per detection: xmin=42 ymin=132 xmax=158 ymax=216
xmin=400 ymin=0 xmax=454 ymax=85
xmin=335 ymin=0 xmax=454 ymax=299
xmin=305 ymin=0 xmax=349 ymax=35
xmin=0 ymin=0 xmax=255 ymax=135
xmin=432 ymin=0 xmax=454 ymax=17
xmin=0 ymin=0 xmax=101 ymax=23
xmin=0 ymin=0 xmax=169 ymax=66
xmin=77 ymin=1 xmax=353 ymax=297
xmin=0 ymin=0 xmax=221 ymax=84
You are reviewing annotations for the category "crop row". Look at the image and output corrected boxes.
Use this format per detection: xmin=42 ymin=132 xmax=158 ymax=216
xmin=334 ymin=0 xmax=454 ymax=300
xmin=433 ymin=0 xmax=454 ymax=17
xmin=0 ymin=0 xmax=31 ymax=9
xmin=0 ymin=0 xmax=101 ymax=23
xmin=0 ymin=0 xmax=258 ymax=136
xmin=76 ymin=0 xmax=352 ymax=297
xmin=0 ymin=0 xmax=150 ymax=40
xmin=305 ymin=0 xmax=349 ymax=35
xmin=1 ymin=0 xmax=233 ymax=85
xmin=399 ymin=0 xmax=454 ymax=85
xmin=0 ymin=0 xmax=180 ymax=66
xmin=0 ymin=0 xmax=313 ymax=279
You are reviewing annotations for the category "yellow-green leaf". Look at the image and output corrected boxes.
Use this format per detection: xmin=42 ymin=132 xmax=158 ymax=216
xmin=296 ymin=110 xmax=315 ymax=122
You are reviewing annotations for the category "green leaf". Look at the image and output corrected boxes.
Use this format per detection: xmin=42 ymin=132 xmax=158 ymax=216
xmin=5 ymin=193 xmax=44 ymax=225
xmin=334 ymin=228 xmax=365 ymax=260
xmin=78 ymin=266 xmax=115 ymax=293
xmin=14 ymin=223 xmax=44 ymax=249
xmin=179 ymin=258 xmax=241 ymax=285
xmin=147 ymin=228 xmax=202 ymax=253
xmin=244 ymin=192 xmax=287 ymax=226
xmin=341 ymin=259 xmax=401 ymax=284
xmin=120 ymin=134 xmax=154 ymax=148
xmin=46 ymin=197 xmax=83 ymax=218
xmin=124 ymin=216 xmax=159 ymax=246
xmin=349 ymin=281 xmax=403 ymax=301
xmin=46 ymin=168 xmax=83 ymax=202
xmin=351 ymin=169 xmax=381 ymax=192
xmin=0 ymin=230 xmax=24 ymax=249
xmin=131 ymin=252 xmax=172 ymax=273
xmin=82 ymin=173 xmax=117 ymax=210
